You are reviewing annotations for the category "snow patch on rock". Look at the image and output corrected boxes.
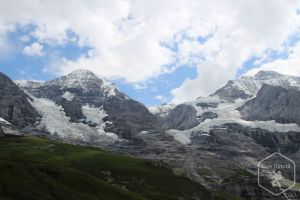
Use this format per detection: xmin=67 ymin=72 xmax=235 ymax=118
xmin=99 ymin=76 xmax=118 ymax=97
xmin=82 ymin=104 xmax=107 ymax=125
xmin=82 ymin=104 xmax=118 ymax=140
xmin=0 ymin=117 xmax=11 ymax=125
xmin=140 ymin=131 xmax=149 ymax=135
xmin=148 ymin=104 xmax=176 ymax=117
xmin=62 ymin=91 xmax=75 ymax=101
xmin=167 ymin=129 xmax=191 ymax=145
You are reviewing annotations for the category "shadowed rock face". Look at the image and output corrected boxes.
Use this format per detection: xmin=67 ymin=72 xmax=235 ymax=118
xmin=20 ymin=70 xmax=160 ymax=140
xmin=162 ymin=104 xmax=199 ymax=130
xmin=238 ymin=84 xmax=300 ymax=125
xmin=0 ymin=125 xmax=4 ymax=136
xmin=0 ymin=72 xmax=38 ymax=128
xmin=102 ymin=97 xmax=159 ymax=139
xmin=197 ymin=112 xmax=218 ymax=122
xmin=213 ymin=80 xmax=252 ymax=101
xmin=196 ymin=102 xmax=219 ymax=109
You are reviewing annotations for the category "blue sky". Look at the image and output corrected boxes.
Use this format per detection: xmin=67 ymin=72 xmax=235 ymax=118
xmin=0 ymin=28 xmax=198 ymax=106
xmin=0 ymin=1 xmax=300 ymax=105
xmin=0 ymin=25 xmax=198 ymax=106
xmin=1 ymin=24 xmax=299 ymax=106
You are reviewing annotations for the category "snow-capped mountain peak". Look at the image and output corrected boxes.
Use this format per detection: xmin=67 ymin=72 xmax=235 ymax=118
xmin=45 ymin=69 xmax=119 ymax=97
xmin=253 ymin=70 xmax=284 ymax=79
xmin=214 ymin=70 xmax=300 ymax=101
xmin=47 ymin=69 xmax=102 ymax=89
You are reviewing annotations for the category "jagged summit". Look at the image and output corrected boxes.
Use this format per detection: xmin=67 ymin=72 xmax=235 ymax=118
xmin=15 ymin=69 xmax=120 ymax=98
xmin=47 ymin=69 xmax=102 ymax=89
xmin=253 ymin=70 xmax=284 ymax=79
xmin=43 ymin=69 xmax=118 ymax=97
xmin=65 ymin=69 xmax=101 ymax=82
xmin=214 ymin=70 xmax=300 ymax=101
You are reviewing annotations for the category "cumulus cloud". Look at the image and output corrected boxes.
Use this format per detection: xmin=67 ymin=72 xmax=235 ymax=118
xmin=0 ymin=23 xmax=14 ymax=57
xmin=155 ymin=95 xmax=167 ymax=103
xmin=23 ymin=42 xmax=44 ymax=56
xmin=246 ymin=41 xmax=300 ymax=77
xmin=0 ymin=0 xmax=299 ymax=103
xmin=171 ymin=0 xmax=300 ymax=103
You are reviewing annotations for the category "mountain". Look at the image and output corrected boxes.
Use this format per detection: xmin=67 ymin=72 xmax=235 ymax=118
xmin=162 ymin=104 xmax=200 ymax=130
xmin=17 ymin=69 xmax=160 ymax=144
xmin=3 ymin=69 xmax=300 ymax=199
xmin=0 ymin=72 xmax=39 ymax=128
xmin=239 ymin=84 xmax=300 ymax=125
xmin=214 ymin=71 xmax=300 ymax=101
xmin=45 ymin=69 xmax=121 ymax=97
xmin=150 ymin=71 xmax=300 ymax=199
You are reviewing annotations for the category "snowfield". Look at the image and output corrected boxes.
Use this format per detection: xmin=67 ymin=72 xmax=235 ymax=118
xmin=167 ymin=96 xmax=300 ymax=145
xmin=82 ymin=104 xmax=108 ymax=125
xmin=29 ymin=95 xmax=119 ymax=143
xmin=81 ymin=104 xmax=118 ymax=140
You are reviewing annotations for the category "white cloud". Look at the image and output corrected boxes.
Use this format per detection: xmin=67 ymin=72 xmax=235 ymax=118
xmin=171 ymin=0 xmax=300 ymax=103
xmin=23 ymin=42 xmax=44 ymax=56
xmin=0 ymin=22 xmax=14 ymax=57
xmin=0 ymin=0 xmax=299 ymax=103
xmin=246 ymin=41 xmax=300 ymax=77
xmin=155 ymin=95 xmax=167 ymax=103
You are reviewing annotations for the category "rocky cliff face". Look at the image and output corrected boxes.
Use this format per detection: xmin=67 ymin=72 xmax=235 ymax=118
xmin=162 ymin=104 xmax=199 ymax=130
xmin=0 ymin=72 xmax=38 ymax=128
xmin=213 ymin=71 xmax=300 ymax=101
xmin=0 ymin=125 xmax=4 ymax=137
xmin=214 ymin=80 xmax=252 ymax=101
xmin=18 ymin=70 xmax=160 ymax=141
xmin=239 ymin=84 xmax=300 ymax=125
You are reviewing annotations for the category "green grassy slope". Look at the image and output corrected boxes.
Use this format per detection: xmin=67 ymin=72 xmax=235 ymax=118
xmin=0 ymin=136 xmax=232 ymax=200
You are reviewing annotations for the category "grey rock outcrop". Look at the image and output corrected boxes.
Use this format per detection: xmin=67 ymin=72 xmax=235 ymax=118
xmin=162 ymin=104 xmax=199 ymax=130
xmin=196 ymin=102 xmax=219 ymax=109
xmin=197 ymin=112 xmax=218 ymax=122
xmin=213 ymin=80 xmax=252 ymax=101
xmin=0 ymin=72 xmax=38 ymax=128
xmin=102 ymin=97 xmax=159 ymax=139
xmin=0 ymin=125 xmax=4 ymax=136
xmin=239 ymin=84 xmax=300 ymax=125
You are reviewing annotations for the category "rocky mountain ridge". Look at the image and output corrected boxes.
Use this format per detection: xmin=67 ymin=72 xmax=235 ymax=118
xmin=16 ymin=69 xmax=160 ymax=144
xmin=213 ymin=70 xmax=300 ymax=101
xmin=0 ymin=72 xmax=39 ymax=128
xmin=1 ymin=69 xmax=300 ymax=199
